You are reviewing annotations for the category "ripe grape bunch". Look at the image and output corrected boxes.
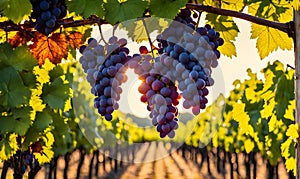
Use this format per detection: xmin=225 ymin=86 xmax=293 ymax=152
xmin=79 ymin=37 xmax=130 ymax=121
xmin=30 ymin=0 xmax=67 ymax=35
xmin=156 ymin=8 xmax=223 ymax=114
xmin=78 ymin=8 xmax=224 ymax=138
xmin=127 ymin=51 xmax=181 ymax=138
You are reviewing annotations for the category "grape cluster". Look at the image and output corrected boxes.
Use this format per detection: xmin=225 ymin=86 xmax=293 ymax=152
xmin=30 ymin=0 xmax=67 ymax=35
xmin=78 ymin=8 xmax=224 ymax=138
xmin=127 ymin=52 xmax=180 ymax=138
xmin=139 ymin=74 xmax=180 ymax=138
xmin=79 ymin=37 xmax=130 ymax=121
xmin=155 ymin=11 xmax=223 ymax=114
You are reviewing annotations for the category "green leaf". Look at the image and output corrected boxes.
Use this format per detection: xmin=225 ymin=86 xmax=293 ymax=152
xmin=120 ymin=18 xmax=170 ymax=43
xmin=49 ymin=65 xmax=64 ymax=82
xmin=104 ymin=0 xmax=148 ymax=24
xmin=0 ymin=67 xmax=31 ymax=107
xmin=9 ymin=46 xmax=37 ymax=71
xmin=275 ymin=72 xmax=294 ymax=119
xmin=0 ymin=107 xmax=31 ymax=135
xmin=0 ymin=43 xmax=37 ymax=71
xmin=66 ymin=0 xmax=104 ymax=18
xmin=2 ymin=0 xmax=31 ymax=23
xmin=19 ymin=70 xmax=37 ymax=88
xmin=250 ymin=24 xmax=293 ymax=59
xmin=42 ymin=78 xmax=71 ymax=109
xmin=206 ymin=14 xmax=239 ymax=57
xmin=149 ymin=0 xmax=188 ymax=19
xmin=35 ymin=110 xmax=53 ymax=131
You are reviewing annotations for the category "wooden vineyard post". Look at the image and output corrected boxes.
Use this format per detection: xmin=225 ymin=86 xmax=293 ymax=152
xmin=295 ymin=9 xmax=300 ymax=179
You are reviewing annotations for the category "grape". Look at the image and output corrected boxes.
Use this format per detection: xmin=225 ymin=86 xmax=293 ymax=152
xmin=139 ymin=46 xmax=149 ymax=54
xmin=44 ymin=27 xmax=53 ymax=35
xmin=179 ymin=52 xmax=189 ymax=64
xmin=52 ymin=7 xmax=61 ymax=17
xmin=136 ymin=67 xmax=180 ymax=138
xmin=79 ymin=37 xmax=130 ymax=121
xmin=39 ymin=1 xmax=49 ymax=10
xmin=30 ymin=0 xmax=67 ymax=35
xmin=41 ymin=11 xmax=51 ymax=20
xmin=46 ymin=19 xmax=55 ymax=28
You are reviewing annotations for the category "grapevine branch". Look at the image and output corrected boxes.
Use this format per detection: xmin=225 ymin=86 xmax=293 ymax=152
xmin=0 ymin=16 xmax=107 ymax=32
xmin=186 ymin=3 xmax=294 ymax=37
xmin=0 ymin=4 xmax=295 ymax=38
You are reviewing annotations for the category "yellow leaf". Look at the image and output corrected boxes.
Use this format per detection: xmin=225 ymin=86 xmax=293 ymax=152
xmin=284 ymin=100 xmax=295 ymax=120
xmin=33 ymin=59 xmax=55 ymax=84
xmin=0 ymin=134 xmax=18 ymax=161
xmin=218 ymin=38 xmax=237 ymax=57
xmin=250 ymin=24 xmax=293 ymax=59
xmin=244 ymin=139 xmax=254 ymax=153
xmin=261 ymin=69 xmax=275 ymax=93
xmin=221 ymin=0 xmax=244 ymax=11
xmin=261 ymin=98 xmax=275 ymax=119
xmin=34 ymin=132 xmax=54 ymax=164
xmin=285 ymin=157 xmax=296 ymax=176
xmin=265 ymin=135 xmax=272 ymax=147
xmin=268 ymin=115 xmax=277 ymax=132
xmin=281 ymin=138 xmax=292 ymax=158
xmin=29 ymin=95 xmax=46 ymax=112
xmin=232 ymin=103 xmax=251 ymax=134
xmin=286 ymin=124 xmax=299 ymax=139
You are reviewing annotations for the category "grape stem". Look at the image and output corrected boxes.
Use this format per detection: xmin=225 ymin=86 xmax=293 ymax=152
xmin=98 ymin=22 xmax=108 ymax=45
xmin=141 ymin=18 xmax=155 ymax=58
xmin=186 ymin=3 xmax=295 ymax=39
xmin=196 ymin=10 xmax=202 ymax=28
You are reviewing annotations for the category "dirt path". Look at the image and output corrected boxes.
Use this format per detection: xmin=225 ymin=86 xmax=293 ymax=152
xmin=1 ymin=143 xmax=291 ymax=179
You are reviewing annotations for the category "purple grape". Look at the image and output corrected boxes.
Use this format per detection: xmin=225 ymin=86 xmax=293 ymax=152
xmin=39 ymin=1 xmax=49 ymax=10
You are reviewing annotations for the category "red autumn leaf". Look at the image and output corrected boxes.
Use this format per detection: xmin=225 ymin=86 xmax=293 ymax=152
xmin=30 ymin=32 xmax=69 ymax=65
xmin=8 ymin=31 xmax=34 ymax=48
xmin=30 ymin=141 xmax=43 ymax=154
xmin=68 ymin=32 xmax=83 ymax=48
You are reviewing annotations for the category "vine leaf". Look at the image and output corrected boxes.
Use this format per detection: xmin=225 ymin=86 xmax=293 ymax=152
xmin=149 ymin=0 xmax=188 ymax=19
xmin=250 ymin=24 xmax=293 ymax=59
xmin=221 ymin=0 xmax=245 ymax=12
xmin=0 ymin=107 xmax=31 ymax=136
xmin=34 ymin=110 xmax=53 ymax=131
xmin=104 ymin=0 xmax=148 ymax=24
xmin=274 ymin=71 xmax=294 ymax=120
xmin=66 ymin=0 xmax=104 ymax=18
xmin=244 ymin=139 xmax=254 ymax=153
xmin=286 ymin=157 xmax=296 ymax=175
xmin=8 ymin=31 xmax=34 ymax=48
xmin=8 ymin=46 xmax=37 ymax=71
xmin=1 ymin=0 xmax=31 ymax=23
xmin=0 ymin=43 xmax=37 ymax=71
xmin=10 ymin=31 xmax=83 ymax=65
xmin=248 ymin=0 xmax=291 ymax=22
xmin=30 ymin=33 xmax=69 ymax=65
xmin=41 ymin=78 xmax=71 ymax=109
xmin=286 ymin=124 xmax=299 ymax=139
xmin=0 ymin=134 xmax=18 ymax=160
xmin=0 ymin=67 xmax=31 ymax=107
xmin=206 ymin=14 xmax=239 ymax=57
xmin=68 ymin=32 xmax=84 ymax=48
xmin=121 ymin=18 xmax=170 ymax=43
